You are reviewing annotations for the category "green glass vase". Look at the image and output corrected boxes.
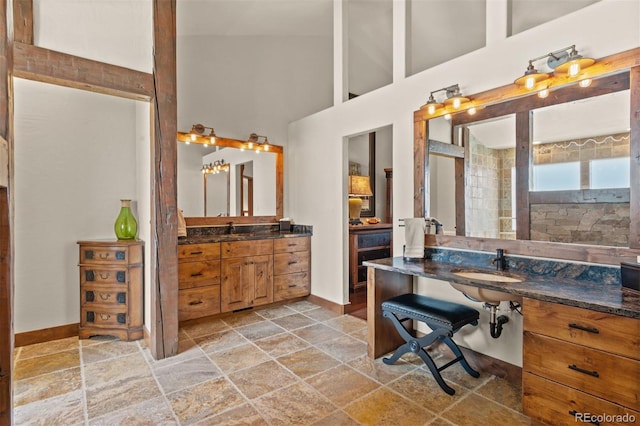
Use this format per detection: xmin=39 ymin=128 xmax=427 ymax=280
xmin=114 ymin=199 xmax=138 ymax=240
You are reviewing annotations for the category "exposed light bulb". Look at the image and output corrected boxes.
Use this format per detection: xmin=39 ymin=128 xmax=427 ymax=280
xmin=525 ymin=76 xmax=535 ymax=90
xmin=444 ymin=113 xmax=452 ymax=121
xmin=579 ymin=78 xmax=592 ymax=88
xmin=538 ymin=89 xmax=549 ymax=99
xmin=264 ymin=144 xmax=270 ymax=151
xmin=248 ymin=142 xmax=254 ymax=149
xmin=190 ymin=134 xmax=196 ymax=141
xmin=452 ymin=98 xmax=461 ymax=109
xmin=468 ymin=107 xmax=476 ymax=115
xmin=204 ymin=143 xmax=209 ymax=147
xmin=210 ymin=136 xmax=216 ymax=144
xmin=568 ymin=62 xmax=580 ymax=77
xmin=185 ymin=141 xmax=190 ymax=145
xmin=427 ymin=104 xmax=436 ymax=115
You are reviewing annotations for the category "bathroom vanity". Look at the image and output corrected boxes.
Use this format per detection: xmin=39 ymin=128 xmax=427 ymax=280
xmin=364 ymin=252 xmax=640 ymax=425
xmin=178 ymin=225 xmax=312 ymax=321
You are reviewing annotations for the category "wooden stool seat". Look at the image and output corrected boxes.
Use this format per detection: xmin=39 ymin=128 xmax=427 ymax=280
xmin=381 ymin=293 xmax=480 ymax=395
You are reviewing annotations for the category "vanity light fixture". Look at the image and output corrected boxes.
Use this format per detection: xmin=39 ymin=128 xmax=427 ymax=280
xmin=422 ymin=84 xmax=470 ymax=116
xmin=515 ymin=45 xmax=595 ymax=90
xmin=247 ymin=133 xmax=270 ymax=152
xmin=190 ymin=123 xmax=217 ymax=144
xmin=201 ymin=159 xmax=229 ymax=174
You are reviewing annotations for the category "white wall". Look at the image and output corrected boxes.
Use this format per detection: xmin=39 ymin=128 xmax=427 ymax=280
xmin=289 ymin=0 xmax=640 ymax=366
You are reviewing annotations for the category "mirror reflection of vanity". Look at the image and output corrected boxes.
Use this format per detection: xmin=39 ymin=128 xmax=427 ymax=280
xmin=415 ymin=47 xmax=640 ymax=262
xmin=177 ymin=131 xmax=284 ymax=225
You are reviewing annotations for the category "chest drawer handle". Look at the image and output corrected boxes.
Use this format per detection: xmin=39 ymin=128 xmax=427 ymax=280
xmin=569 ymin=410 xmax=600 ymax=425
xmin=99 ymin=253 xmax=110 ymax=259
xmin=288 ymin=260 xmax=298 ymax=265
xmin=568 ymin=323 xmax=599 ymax=334
xmin=190 ymin=272 xmax=203 ymax=277
xmin=189 ymin=300 xmax=203 ymax=305
xmin=190 ymin=251 xmax=203 ymax=255
xmin=568 ymin=364 xmax=599 ymax=378
xmin=99 ymin=272 xmax=111 ymax=280
xmin=99 ymin=293 xmax=111 ymax=300
xmin=99 ymin=313 xmax=111 ymax=321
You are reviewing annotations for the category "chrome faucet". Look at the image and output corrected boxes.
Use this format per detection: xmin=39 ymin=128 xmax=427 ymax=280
xmin=491 ymin=248 xmax=506 ymax=271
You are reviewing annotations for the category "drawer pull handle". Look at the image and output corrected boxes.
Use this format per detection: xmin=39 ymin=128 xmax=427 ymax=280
xmin=569 ymin=410 xmax=600 ymax=425
xmin=190 ymin=272 xmax=203 ymax=277
xmin=189 ymin=300 xmax=203 ymax=305
xmin=568 ymin=323 xmax=599 ymax=334
xmin=568 ymin=364 xmax=599 ymax=378
xmin=99 ymin=272 xmax=111 ymax=280
xmin=288 ymin=261 xmax=297 ymax=265
xmin=99 ymin=293 xmax=111 ymax=300
xmin=99 ymin=313 xmax=111 ymax=321
xmin=288 ymin=284 xmax=297 ymax=288
xmin=288 ymin=243 xmax=296 ymax=247
xmin=190 ymin=251 xmax=203 ymax=255
xmin=99 ymin=253 xmax=110 ymax=259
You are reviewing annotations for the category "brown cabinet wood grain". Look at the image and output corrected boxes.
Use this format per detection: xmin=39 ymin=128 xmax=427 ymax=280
xmin=178 ymin=285 xmax=221 ymax=321
xmin=349 ymin=224 xmax=392 ymax=291
xmin=221 ymin=248 xmax=273 ymax=312
xmin=78 ymin=240 xmax=144 ymax=341
xmin=178 ymin=242 xmax=221 ymax=320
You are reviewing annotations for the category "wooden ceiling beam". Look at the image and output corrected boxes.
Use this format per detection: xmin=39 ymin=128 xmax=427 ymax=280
xmin=13 ymin=42 xmax=154 ymax=101
xmin=13 ymin=0 xmax=32 ymax=44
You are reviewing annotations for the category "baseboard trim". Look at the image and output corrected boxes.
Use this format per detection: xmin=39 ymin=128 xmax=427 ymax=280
xmin=15 ymin=323 xmax=79 ymax=347
xmin=306 ymin=294 xmax=347 ymax=315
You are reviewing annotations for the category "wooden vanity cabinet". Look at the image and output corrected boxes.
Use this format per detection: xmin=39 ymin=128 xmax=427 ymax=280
xmin=273 ymin=236 xmax=311 ymax=301
xmin=178 ymin=243 xmax=221 ymax=321
xmin=522 ymin=298 xmax=640 ymax=425
xmin=221 ymin=239 xmax=273 ymax=312
xmin=78 ymin=240 xmax=144 ymax=341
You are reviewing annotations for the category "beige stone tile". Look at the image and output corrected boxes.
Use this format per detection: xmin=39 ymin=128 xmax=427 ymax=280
xmin=196 ymin=328 xmax=248 ymax=354
xmin=167 ymin=377 xmax=246 ymax=424
xmin=181 ymin=317 xmax=230 ymax=338
xmin=441 ymin=393 xmax=530 ymax=425
xmin=475 ymin=376 xmax=523 ymax=412
xmin=271 ymin=313 xmax=316 ymax=331
xmin=427 ymin=417 xmax=456 ymax=425
xmin=228 ymin=360 xmax=298 ymax=399
xmin=292 ymin=323 xmax=346 ymax=345
xmin=310 ymin=410 xmax=360 ymax=426
xmin=255 ymin=305 xmax=297 ymax=320
xmin=324 ymin=315 xmax=366 ymax=334
xmin=19 ymin=337 xmax=79 ymax=359
xmin=154 ymin=354 xmax=222 ymax=394
xmin=86 ymin=375 xmax=162 ymax=419
xmin=13 ymin=389 xmax=85 ymax=426
xmin=252 ymin=382 xmax=335 ymax=425
xmin=349 ymin=327 xmax=368 ymax=342
xmin=306 ymin=365 xmax=379 ymax=407
xmin=80 ymin=335 xmax=120 ymax=347
xmin=142 ymin=342 xmax=203 ymax=370
xmin=236 ymin=320 xmax=286 ymax=341
xmin=436 ymin=362 xmax=487 ymax=391
xmin=14 ymin=366 xmax=82 ymax=407
xmin=286 ymin=300 xmax=321 ymax=312
xmin=388 ymin=368 xmax=466 ymax=414
xmin=89 ymin=396 xmax=178 ymax=425
xmin=253 ymin=332 xmax=310 ymax=357
xmin=344 ymin=387 xmax=435 ymax=425
xmin=81 ymin=339 xmax=140 ymax=364
xmin=302 ymin=307 xmax=342 ymax=322
xmin=276 ymin=347 xmax=341 ymax=379
xmin=347 ymin=354 xmax=418 ymax=384
xmin=13 ymin=348 xmax=80 ymax=380
xmin=195 ymin=403 xmax=268 ymax=425
xmin=84 ymin=352 xmax=151 ymax=388
xmin=315 ymin=334 xmax=367 ymax=362
xmin=207 ymin=343 xmax=271 ymax=374
xmin=222 ymin=311 xmax=265 ymax=328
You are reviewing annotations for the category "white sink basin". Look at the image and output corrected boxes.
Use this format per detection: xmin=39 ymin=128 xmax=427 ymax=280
xmin=452 ymin=271 xmax=522 ymax=283
xmin=449 ymin=270 xmax=523 ymax=304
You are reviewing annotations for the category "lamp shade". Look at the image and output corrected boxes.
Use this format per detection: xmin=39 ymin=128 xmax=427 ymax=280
xmin=348 ymin=175 xmax=373 ymax=197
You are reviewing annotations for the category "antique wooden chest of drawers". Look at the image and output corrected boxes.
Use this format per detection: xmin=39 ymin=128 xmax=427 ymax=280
xmin=78 ymin=240 xmax=144 ymax=341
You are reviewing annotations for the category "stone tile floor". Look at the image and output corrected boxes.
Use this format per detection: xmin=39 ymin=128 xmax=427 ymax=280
xmin=13 ymin=300 xmax=530 ymax=425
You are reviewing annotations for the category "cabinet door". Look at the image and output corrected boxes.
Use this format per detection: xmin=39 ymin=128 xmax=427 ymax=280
xmin=221 ymin=258 xmax=253 ymax=312
xmin=252 ymin=255 xmax=273 ymax=307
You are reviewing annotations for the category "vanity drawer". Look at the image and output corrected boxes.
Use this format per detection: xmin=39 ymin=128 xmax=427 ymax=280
xmin=357 ymin=232 xmax=391 ymax=249
xmin=81 ymin=286 xmax=127 ymax=306
xmin=524 ymin=331 xmax=640 ymax=410
xmin=523 ymin=298 xmax=640 ymax=360
xmin=179 ymin=285 xmax=221 ymax=321
xmin=221 ymin=239 xmax=273 ymax=258
xmin=81 ymin=307 xmax=128 ymax=328
xmin=80 ymin=266 xmax=128 ymax=286
xmin=523 ymin=372 xmax=640 ymax=426
xmin=274 ymin=251 xmax=309 ymax=275
xmin=178 ymin=260 xmax=221 ymax=289
xmin=179 ymin=243 xmax=220 ymax=262
xmin=274 ymin=236 xmax=309 ymax=253
xmin=274 ymin=272 xmax=310 ymax=301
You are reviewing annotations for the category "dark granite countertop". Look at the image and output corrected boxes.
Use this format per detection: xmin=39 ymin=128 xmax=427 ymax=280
xmin=179 ymin=224 xmax=313 ymax=245
xmin=364 ymin=256 xmax=640 ymax=319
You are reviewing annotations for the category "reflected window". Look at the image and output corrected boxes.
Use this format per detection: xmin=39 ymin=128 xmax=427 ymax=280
xmin=590 ymin=157 xmax=630 ymax=189
xmin=407 ymin=0 xmax=486 ymax=76
xmin=532 ymin=162 xmax=580 ymax=191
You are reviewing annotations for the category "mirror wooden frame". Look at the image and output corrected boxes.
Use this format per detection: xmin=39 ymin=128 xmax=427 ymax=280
xmin=413 ymin=47 xmax=640 ymax=265
xmin=177 ymin=132 xmax=284 ymax=225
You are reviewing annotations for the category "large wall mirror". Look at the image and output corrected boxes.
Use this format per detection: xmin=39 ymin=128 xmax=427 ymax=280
xmin=417 ymin=47 xmax=640 ymax=259
xmin=177 ymin=133 xmax=283 ymax=224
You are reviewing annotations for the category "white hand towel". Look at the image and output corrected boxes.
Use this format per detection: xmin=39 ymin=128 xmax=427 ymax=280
xmin=404 ymin=218 xmax=426 ymax=259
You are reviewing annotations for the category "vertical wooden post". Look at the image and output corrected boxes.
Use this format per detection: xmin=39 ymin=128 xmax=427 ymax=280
xmin=150 ymin=0 xmax=178 ymax=360
xmin=515 ymin=110 xmax=531 ymax=240
xmin=414 ymin=118 xmax=426 ymax=218
xmin=629 ymin=65 xmax=640 ymax=249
